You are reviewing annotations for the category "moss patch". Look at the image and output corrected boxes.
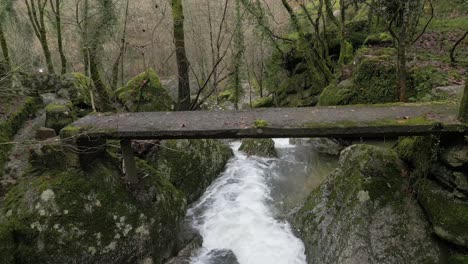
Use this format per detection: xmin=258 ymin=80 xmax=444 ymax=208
xmin=0 ymin=97 xmax=42 ymax=179
xmin=418 ymin=178 xmax=468 ymax=247
xmin=150 ymin=139 xmax=233 ymax=204
xmin=239 ymin=139 xmax=277 ymax=158
xmin=116 ymin=69 xmax=174 ymax=112
xmin=0 ymin=151 xmax=186 ymax=263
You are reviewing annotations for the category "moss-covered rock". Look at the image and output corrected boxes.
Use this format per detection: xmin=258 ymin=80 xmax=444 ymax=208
xmin=364 ymin=32 xmax=394 ymax=46
xmin=0 ymin=97 xmax=42 ymax=179
xmin=150 ymin=139 xmax=233 ymax=204
xmin=238 ymin=139 xmax=277 ymax=158
xmin=0 ymin=149 xmax=187 ymax=264
xmin=45 ymin=103 xmax=75 ymax=134
xmin=291 ymin=145 xmax=443 ymax=264
xmin=418 ymin=178 xmax=468 ymax=248
xmin=318 ymin=80 xmax=355 ymax=106
xmin=116 ymin=69 xmax=174 ymax=112
xmin=252 ymin=96 xmax=274 ymax=108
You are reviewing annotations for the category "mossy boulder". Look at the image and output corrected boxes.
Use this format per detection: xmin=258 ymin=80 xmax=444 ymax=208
xmin=0 ymin=97 xmax=42 ymax=179
xmin=150 ymin=139 xmax=233 ymax=204
xmin=45 ymin=104 xmax=75 ymax=134
xmin=364 ymin=32 xmax=394 ymax=46
xmin=418 ymin=178 xmax=468 ymax=248
xmin=252 ymin=96 xmax=274 ymax=108
xmin=291 ymin=145 xmax=443 ymax=264
xmin=238 ymin=139 xmax=277 ymax=158
xmin=116 ymin=69 xmax=174 ymax=112
xmin=0 ymin=150 xmax=187 ymax=264
xmin=318 ymin=80 xmax=355 ymax=106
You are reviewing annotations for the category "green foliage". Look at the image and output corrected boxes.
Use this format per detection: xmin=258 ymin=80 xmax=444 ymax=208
xmin=116 ymin=69 xmax=174 ymax=112
xmin=409 ymin=66 xmax=449 ymax=102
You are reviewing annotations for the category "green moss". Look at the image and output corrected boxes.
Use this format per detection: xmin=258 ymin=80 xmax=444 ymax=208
xmin=318 ymin=81 xmax=355 ymax=106
xmin=116 ymin=69 xmax=174 ymax=112
xmin=254 ymin=119 xmax=269 ymax=128
xmin=45 ymin=104 xmax=75 ymax=134
xmin=364 ymin=32 xmax=393 ymax=46
xmin=0 ymin=151 xmax=186 ymax=263
xmin=239 ymin=138 xmax=277 ymax=158
xmin=0 ymin=97 xmax=42 ymax=178
xmin=252 ymin=97 xmax=274 ymax=108
xmin=418 ymin=178 xmax=468 ymax=247
xmin=150 ymin=139 xmax=233 ymax=204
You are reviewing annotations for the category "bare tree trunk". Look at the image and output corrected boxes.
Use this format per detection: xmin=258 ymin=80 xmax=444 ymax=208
xmin=460 ymin=80 xmax=468 ymax=122
xmin=172 ymin=0 xmax=191 ymax=111
xmin=111 ymin=0 xmax=129 ymax=90
xmin=50 ymin=0 xmax=67 ymax=74
xmin=0 ymin=25 xmax=10 ymax=67
xmin=25 ymin=0 xmax=55 ymax=74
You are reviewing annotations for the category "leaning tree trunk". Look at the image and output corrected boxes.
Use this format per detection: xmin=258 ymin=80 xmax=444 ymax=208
xmin=0 ymin=25 xmax=10 ymax=67
xmin=172 ymin=0 xmax=191 ymax=111
xmin=459 ymin=80 xmax=468 ymax=122
xmin=89 ymin=46 xmax=112 ymax=111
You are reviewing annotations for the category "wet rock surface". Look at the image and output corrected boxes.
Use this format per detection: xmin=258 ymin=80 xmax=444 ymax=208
xmin=238 ymin=138 xmax=277 ymax=158
xmin=291 ymin=144 xmax=443 ymax=264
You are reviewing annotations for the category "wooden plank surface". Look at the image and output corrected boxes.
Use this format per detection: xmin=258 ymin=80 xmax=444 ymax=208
xmin=62 ymin=102 xmax=467 ymax=140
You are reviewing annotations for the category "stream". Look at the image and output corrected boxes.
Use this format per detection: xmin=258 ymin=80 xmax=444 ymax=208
xmin=186 ymin=139 xmax=337 ymax=264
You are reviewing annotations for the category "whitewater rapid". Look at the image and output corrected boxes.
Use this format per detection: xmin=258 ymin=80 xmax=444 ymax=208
xmin=187 ymin=139 xmax=307 ymax=264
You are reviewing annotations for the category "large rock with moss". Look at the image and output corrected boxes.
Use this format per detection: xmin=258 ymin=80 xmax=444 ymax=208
xmin=418 ymin=178 xmax=468 ymax=248
xmin=238 ymin=139 xmax=277 ymax=158
xmin=150 ymin=139 xmax=233 ymax=204
xmin=45 ymin=103 xmax=75 ymax=134
xmin=116 ymin=69 xmax=174 ymax=112
xmin=0 ymin=148 xmax=187 ymax=264
xmin=291 ymin=145 xmax=443 ymax=264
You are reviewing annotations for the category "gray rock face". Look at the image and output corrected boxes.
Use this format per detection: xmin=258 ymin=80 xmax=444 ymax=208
xmin=431 ymin=165 xmax=468 ymax=196
xmin=204 ymin=249 xmax=239 ymax=264
xmin=291 ymin=144 xmax=443 ymax=264
xmin=441 ymin=145 xmax=468 ymax=169
xmin=238 ymin=139 xmax=277 ymax=158
xmin=418 ymin=178 xmax=468 ymax=248
xmin=308 ymin=138 xmax=346 ymax=156
xmin=35 ymin=127 xmax=57 ymax=141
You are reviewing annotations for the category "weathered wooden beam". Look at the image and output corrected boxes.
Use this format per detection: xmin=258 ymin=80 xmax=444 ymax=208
xmin=120 ymin=139 xmax=138 ymax=185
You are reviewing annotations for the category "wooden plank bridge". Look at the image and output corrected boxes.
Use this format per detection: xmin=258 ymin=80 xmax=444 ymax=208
xmin=61 ymin=102 xmax=467 ymax=184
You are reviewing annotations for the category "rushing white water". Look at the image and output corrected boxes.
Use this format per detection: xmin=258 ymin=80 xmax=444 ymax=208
xmin=188 ymin=139 xmax=308 ymax=264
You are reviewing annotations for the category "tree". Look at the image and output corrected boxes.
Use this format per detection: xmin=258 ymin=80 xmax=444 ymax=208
xmin=172 ymin=0 xmax=191 ymax=111
xmin=49 ymin=0 xmax=67 ymax=74
xmin=78 ymin=0 xmax=116 ymax=111
xmin=0 ymin=0 xmax=14 ymax=68
xmin=374 ymin=0 xmax=433 ymax=102
xmin=230 ymin=0 xmax=245 ymax=110
xmin=24 ymin=0 xmax=55 ymax=74
xmin=111 ymin=0 xmax=130 ymax=90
